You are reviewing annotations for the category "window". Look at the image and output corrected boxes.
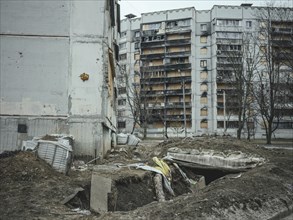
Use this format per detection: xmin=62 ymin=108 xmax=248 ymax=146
xmin=120 ymin=31 xmax=127 ymax=38
xmin=200 ymin=84 xmax=208 ymax=91
xmin=118 ymin=121 xmax=126 ymax=128
xmin=200 ymin=97 xmax=208 ymax=104
xmin=134 ymin=53 xmax=140 ymax=60
xmin=134 ymin=42 xmax=140 ymax=49
xmin=143 ymin=22 xmax=161 ymax=30
xmin=118 ymin=110 xmax=125 ymax=117
xmin=217 ymin=19 xmax=241 ymax=27
xmin=200 ymin=119 xmax=208 ymax=129
xmin=134 ymin=31 xmax=140 ymax=38
xmin=200 ymin=71 xmax=208 ymax=79
xmin=119 ymin=53 xmax=127 ymax=60
xmin=200 ymin=36 xmax=207 ymax=43
xmin=200 ymin=24 xmax=207 ymax=31
xmin=200 ymin=48 xmax=207 ymax=55
xmin=217 ymin=32 xmax=242 ymax=39
xmin=273 ymin=122 xmax=293 ymax=129
xmin=200 ymin=60 xmax=207 ymax=68
xmin=119 ymin=42 xmax=126 ymax=49
xmin=118 ymin=87 xmax=126 ymax=94
xmin=118 ymin=99 xmax=126 ymax=106
xmin=200 ymin=109 xmax=208 ymax=116
xmin=246 ymin=21 xmax=252 ymax=28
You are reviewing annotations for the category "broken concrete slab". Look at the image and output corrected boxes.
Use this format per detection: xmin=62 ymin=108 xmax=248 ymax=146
xmin=90 ymin=174 xmax=112 ymax=213
xmin=166 ymin=147 xmax=265 ymax=171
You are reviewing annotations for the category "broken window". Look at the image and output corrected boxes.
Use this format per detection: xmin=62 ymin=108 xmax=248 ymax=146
xmin=200 ymin=48 xmax=207 ymax=55
xmin=200 ymin=71 xmax=208 ymax=79
xmin=200 ymin=36 xmax=207 ymax=43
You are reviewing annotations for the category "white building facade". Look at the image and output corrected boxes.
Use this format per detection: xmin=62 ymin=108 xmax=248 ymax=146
xmin=118 ymin=5 xmax=293 ymax=139
xmin=0 ymin=0 xmax=120 ymax=156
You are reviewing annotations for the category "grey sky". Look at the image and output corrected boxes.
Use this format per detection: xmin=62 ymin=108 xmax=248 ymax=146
xmin=120 ymin=0 xmax=293 ymax=17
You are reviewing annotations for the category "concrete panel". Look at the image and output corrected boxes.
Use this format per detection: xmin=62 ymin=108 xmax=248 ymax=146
xmin=0 ymin=0 xmax=70 ymax=36
xmin=70 ymin=1 xmax=105 ymax=36
xmin=167 ymin=8 xmax=194 ymax=20
xmin=212 ymin=5 xmax=243 ymax=19
xmin=90 ymin=174 xmax=112 ymax=213
xmin=0 ymin=36 xmax=69 ymax=115
xmin=68 ymin=118 xmax=104 ymax=156
xmin=69 ymin=40 xmax=104 ymax=116
xmin=142 ymin=11 xmax=167 ymax=23
xmin=0 ymin=117 xmax=68 ymax=153
xmin=0 ymin=118 xmax=18 ymax=152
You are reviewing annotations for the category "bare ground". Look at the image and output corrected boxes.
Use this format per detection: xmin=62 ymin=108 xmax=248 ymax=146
xmin=0 ymin=137 xmax=292 ymax=219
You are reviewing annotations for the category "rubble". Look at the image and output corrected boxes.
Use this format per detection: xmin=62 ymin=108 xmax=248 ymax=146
xmin=0 ymin=137 xmax=292 ymax=219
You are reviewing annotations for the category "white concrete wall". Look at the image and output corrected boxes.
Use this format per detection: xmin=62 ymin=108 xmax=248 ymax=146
xmin=69 ymin=40 xmax=104 ymax=116
xmin=0 ymin=36 xmax=70 ymax=116
xmin=0 ymin=0 xmax=70 ymax=36
xmin=0 ymin=0 xmax=118 ymax=156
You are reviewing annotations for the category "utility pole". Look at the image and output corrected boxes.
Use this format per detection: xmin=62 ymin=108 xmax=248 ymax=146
xmin=181 ymin=72 xmax=187 ymax=138
xmin=223 ymin=90 xmax=226 ymax=133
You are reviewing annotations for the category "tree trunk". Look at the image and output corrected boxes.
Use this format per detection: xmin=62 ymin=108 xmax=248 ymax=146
xmin=154 ymin=174 xmax=165 ymax=202
xmin=266 ymin=122 xmax=272 ymax=144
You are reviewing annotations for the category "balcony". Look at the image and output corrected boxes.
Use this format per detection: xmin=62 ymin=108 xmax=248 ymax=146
xmin=216 ymin=39 xmax=242 ymax=45
xmin=141 ymin=41 xmax=165 ymax=49
xmin=165 ymin=76 xmax=191 ymax=83
xmin=140 ymin=53 xmax=165 ymax=60
xmin=140 ymin=88 xmax=192 ymax=97
xmin=165 ymin=28 xmax=191 ymax=34
xmin=165 ymin=102 xmax=192 ymax=108
xmin=141 ymin=63 xmax=191 ymax=72
xmin=165 ymin=39 xmax=191 ymax=46
xmin=165 ymin=51 xmax=191 ymax=58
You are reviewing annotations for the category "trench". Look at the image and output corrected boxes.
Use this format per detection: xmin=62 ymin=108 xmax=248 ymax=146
xmin=65 ymin=165 xmax=239 ymax=212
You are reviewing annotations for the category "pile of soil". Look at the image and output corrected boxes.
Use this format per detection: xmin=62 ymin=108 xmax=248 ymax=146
xmin=0 ymin=151 xmax=92 ymax=219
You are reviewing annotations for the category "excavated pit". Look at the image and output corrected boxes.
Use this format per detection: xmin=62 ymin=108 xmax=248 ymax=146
xmin=80 ymin=147 xmax=266 ymax=213
xmin=88 ymin=163 xmax=244 ymax=213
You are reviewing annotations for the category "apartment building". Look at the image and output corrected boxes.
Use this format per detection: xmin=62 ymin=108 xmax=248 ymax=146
xmin=118 ymin=5 xmax=293 ymax=138
xmin=0 ymin=0 xmax=120 ymax=156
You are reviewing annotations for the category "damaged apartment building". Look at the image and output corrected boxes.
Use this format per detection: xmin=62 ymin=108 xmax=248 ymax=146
xmin=117 ymin=5 xmax=293 ymax=138
xmin=0 ymin=0 xmax=120 ymax=156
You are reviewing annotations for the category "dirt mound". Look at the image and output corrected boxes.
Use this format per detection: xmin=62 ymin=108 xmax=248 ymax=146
xmin=0 ymin=151 xmax=92 ymax=219
xmin=0 ymin=151 xmax=64 ymax=184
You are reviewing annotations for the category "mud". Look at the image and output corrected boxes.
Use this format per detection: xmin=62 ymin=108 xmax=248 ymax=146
xmin=0 ymin=137 xmax=292 ymax=219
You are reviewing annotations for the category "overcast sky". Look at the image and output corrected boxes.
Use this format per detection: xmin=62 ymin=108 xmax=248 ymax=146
xmin=119 ymin=0 xmax=293 ymax=17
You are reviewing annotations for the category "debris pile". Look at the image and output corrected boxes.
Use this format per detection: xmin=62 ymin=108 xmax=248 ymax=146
xmin=0 ymin=137 xmax=292 ymax=220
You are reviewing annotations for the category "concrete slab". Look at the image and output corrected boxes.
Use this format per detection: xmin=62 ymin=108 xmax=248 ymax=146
xmin=90 ymin=174 xmax=112 ymax=213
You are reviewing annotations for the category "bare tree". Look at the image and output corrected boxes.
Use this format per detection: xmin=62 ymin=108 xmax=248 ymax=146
xmin=218 ymin=32 xmax=259 ymax=139
xmin=117 ymin=64 xmax=161 ymax=138
xmin=253 ymin=5 xmax=293 ymax=144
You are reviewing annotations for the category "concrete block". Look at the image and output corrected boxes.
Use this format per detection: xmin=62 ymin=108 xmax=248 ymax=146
xmin=90 ymin=174 xmax=112 ymax=213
